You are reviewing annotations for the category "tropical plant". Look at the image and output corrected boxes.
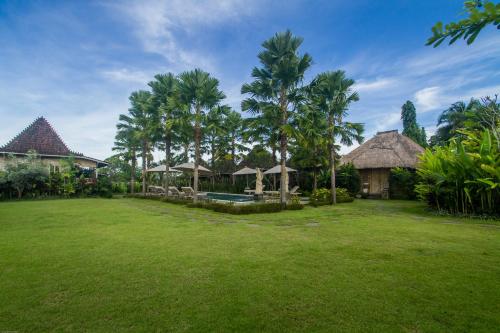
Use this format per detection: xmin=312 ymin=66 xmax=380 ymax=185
xmin=336 ymin=163 xmax=361 ymax=195
xmin=416 ymin=129 xmax=499 ymax=215
xmin=427 ymin=0 xmax=500 ymax=47
xmin=178 ymin=69 xmax=225 ymax=201
xmin=148 ymin=73 xmax=180 ymax=196
xmin=113 ymin=119 xmax=140 ymax=193
xmin=221 ymin=110 xmax=246 ymax=165
xmin=203 ymin=105 xmax=231 ymax=167
xmin=241 ymin=30 xmax=312 ymax=206
xmin=5 ymin=152 xmax=49 ymax=198
xmin=124 ymin=90 xmax=156 ymax=194
xmin=309 ymin=70 xmax=364 ymax=204
xmin=430 ymin=99 xmax=480 ymax=146
xmin=310 ymin=187 xmax=354 ymax=206
xmin=389 ymin=167 xmax=418 ymax=200
xmin=289 ymin=101 xmax=329 ymax=191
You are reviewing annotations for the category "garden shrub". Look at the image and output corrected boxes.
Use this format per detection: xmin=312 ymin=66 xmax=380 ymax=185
xmin=336 ymin=163 xmax=361 ymax=195
xmin=310 ymin=187 xmax=354 ymax=206
xmin=389 ymin=167 xmax=417 ymax=200
xmin=416 ymin=129 xmax=499 ymax=216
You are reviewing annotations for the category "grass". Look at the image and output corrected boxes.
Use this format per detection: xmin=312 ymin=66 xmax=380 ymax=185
xmin=0 ymin=198 xmax=499 ymax=332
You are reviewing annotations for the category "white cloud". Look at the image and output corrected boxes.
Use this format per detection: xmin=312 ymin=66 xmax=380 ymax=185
xmin=414 ymin=86 xmax=442 ymax=113
xmin=354 ymin=78 xmax=394 ymax=92
xmin=102 ymin=68 xmax=151 ymax=84
xmin=106 ymin=0 xmax=261 ymax=72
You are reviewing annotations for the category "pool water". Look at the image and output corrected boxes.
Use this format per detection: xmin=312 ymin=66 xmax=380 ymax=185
xmin=206 ymin=192 xmax=254 ymax=202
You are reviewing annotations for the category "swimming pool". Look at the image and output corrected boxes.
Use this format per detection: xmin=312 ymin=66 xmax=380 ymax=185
xmin=205 ymin=192 xmax=255 ymax=203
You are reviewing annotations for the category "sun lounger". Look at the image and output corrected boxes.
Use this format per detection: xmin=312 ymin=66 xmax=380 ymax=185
xmin=181 ymin=187 xmax=195 ymax=198
xmin=289 ymin=186 xmax=301 ymax=196
xmin=148 ymin=185 xmax=165 ymax=194
xmin=168 ymin=186 xmax=184 ymax=197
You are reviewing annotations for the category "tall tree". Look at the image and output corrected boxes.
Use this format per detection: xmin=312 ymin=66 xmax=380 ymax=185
xmin=127 ymin=90 xmax=156 ymax=194
xmin=113 ymin=119 xmax=140 ymax=193
xmin=148 ymin=73 xmax=179 ymax=196
xmin=427 ymin=1 xmax=500 ymax=47
xmin=241 ymin=30 xmax=312 ymax=206
xmin=221 ymin=110 xmax=246 ymax=165
xmin=401 ymin=100 xmax=427 ymax=146
xmin=204 ymin=105 xmax=231 ymax=168
xmin=310 ymin=71 xmax=363 ymax=204
xmin=430 ymin=99 xmax=480 ymax=146
xmin=290 ymin=102 xmax=328 ymax=191
xmin=178 ymin=69 xmax=225 ymax=202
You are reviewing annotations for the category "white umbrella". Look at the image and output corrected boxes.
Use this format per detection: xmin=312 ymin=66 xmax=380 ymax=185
xmin=146 ymin=165 xmax=181 ymax=173
xmin=232 ymin=166 xmax=257 ymax=176
xmin=233 ymin=166 xmax=257 ymax=187
xmin=172 ymin=162 xmax=212 ymax=175
xmin=263 ymin=165 xmax=297 ymax=174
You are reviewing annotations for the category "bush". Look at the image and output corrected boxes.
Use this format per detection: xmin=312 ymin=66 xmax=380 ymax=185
xmin=389 ymin=167 xmax=418 ymax=200
xmin=310 ymin=187 xmax=354 ymax=206
xmin=416 ymin=129 xmax=499 ymax=216
xmin=336 ymin=163 xmax=361 ymax=195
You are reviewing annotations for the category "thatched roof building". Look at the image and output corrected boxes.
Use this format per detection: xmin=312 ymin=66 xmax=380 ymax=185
xmin=0 ymin=117 xmax=107 ymax=171
xmin=341 ymin=130 xmax=424 ymax=197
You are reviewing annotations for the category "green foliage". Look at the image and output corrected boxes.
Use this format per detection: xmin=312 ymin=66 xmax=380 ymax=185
xmin=427 ymin=1 xmax=500 ymax=47
xmin=4 ymin=153 xmax=49 ymax=198
xmin=401 ymin=100 xmax=427 ymax=146
xmin=389 ymin=167 xmax=418 ymax=200
xmin=416 ymin=129 xmax=499 ymax=216
xmin=310 ymin=187 xmax=354 ymax=206
xmin=335 ymin=163 xmax=361 ymax=195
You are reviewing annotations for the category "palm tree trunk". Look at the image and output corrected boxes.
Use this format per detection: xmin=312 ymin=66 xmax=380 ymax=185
xmin=279 ymin=89 xmax=287 ymax=207
xmin=141 ymin=142 xmax=147 ymax=194
xmin=328 ymin=113 xmax=336 ymax=204
xmin=313 ymin=166 xmax=317 ymax=191
xmin=164 ymin=134 xmax=171 ymax=197
xmin=131 ymin=151 xmax=136 ymax=194
xmin=193 ymin=106 xmax=201 ymax=202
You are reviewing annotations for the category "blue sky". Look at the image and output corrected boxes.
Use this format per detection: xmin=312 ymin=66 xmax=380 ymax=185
xmin=1 ymin=0 xmax=499 ymax=160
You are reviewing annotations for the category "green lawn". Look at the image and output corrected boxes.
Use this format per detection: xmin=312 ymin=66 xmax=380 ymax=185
xmin=0 ymin=199 xmax=499 ymax=332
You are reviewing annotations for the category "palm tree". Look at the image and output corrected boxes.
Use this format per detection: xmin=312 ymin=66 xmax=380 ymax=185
xmin=148 ymin=73 xmax=179 ymax=196
xmin=241 ymin=30 xmax=312 ymax=206
xmin=204 ymin=105 xmax=231 ymax=168
xmin=113 ymin=119 xmax=140 ymax=194
xmin=127 ymin=90 xmax=156 ymax=194
xmin=431 ymin=99 xmax=480 ymax=146
xmin=222 ymin=110 xmax=246 ymax=166
xmin=243 ymin=111 xmax=280 ymax=164
xmin=177 ymin=69 xmax=225 ymax=202
xmin=290 ymin=102 xmax=329 ymax=191
xmin=310 ymin=71 xmax=363 ymax=204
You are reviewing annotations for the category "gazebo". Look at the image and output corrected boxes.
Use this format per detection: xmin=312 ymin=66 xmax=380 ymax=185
xmin=263 ymin=165 xmax=297 ymax=192
xmin=232 ymin=166 xmax=257 ymax=187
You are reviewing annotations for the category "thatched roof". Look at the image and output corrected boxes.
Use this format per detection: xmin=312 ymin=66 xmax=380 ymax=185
xmin=341 ymin=130 xmax=424 ymax=169
xmin=1 ymin=117 xmax=82 ymax=156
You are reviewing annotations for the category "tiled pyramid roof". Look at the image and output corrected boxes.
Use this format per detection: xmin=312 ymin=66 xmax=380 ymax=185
xmin=0 ymin=117 xmax=83 ymax=156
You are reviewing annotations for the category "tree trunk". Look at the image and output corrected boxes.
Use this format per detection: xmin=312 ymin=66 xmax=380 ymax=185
xmin=164 ymin=134 xmax=171 ymax=197
xmin=142 ymin=141 xmax=147 ymax=194
xmin=328 ymin=113 xmax=336 ymax=204
xmin=193 ymin=106 xmax=201 ymax=203
xmin=272 ymin=144 xmax=277 ymax=165
xmin=131 ymin=151 xmax=136 ymax=194
xmin=279 ymin=88 xmax=288 ymax=207
xmin=313 ymin=166 xmax=317 ymax=191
